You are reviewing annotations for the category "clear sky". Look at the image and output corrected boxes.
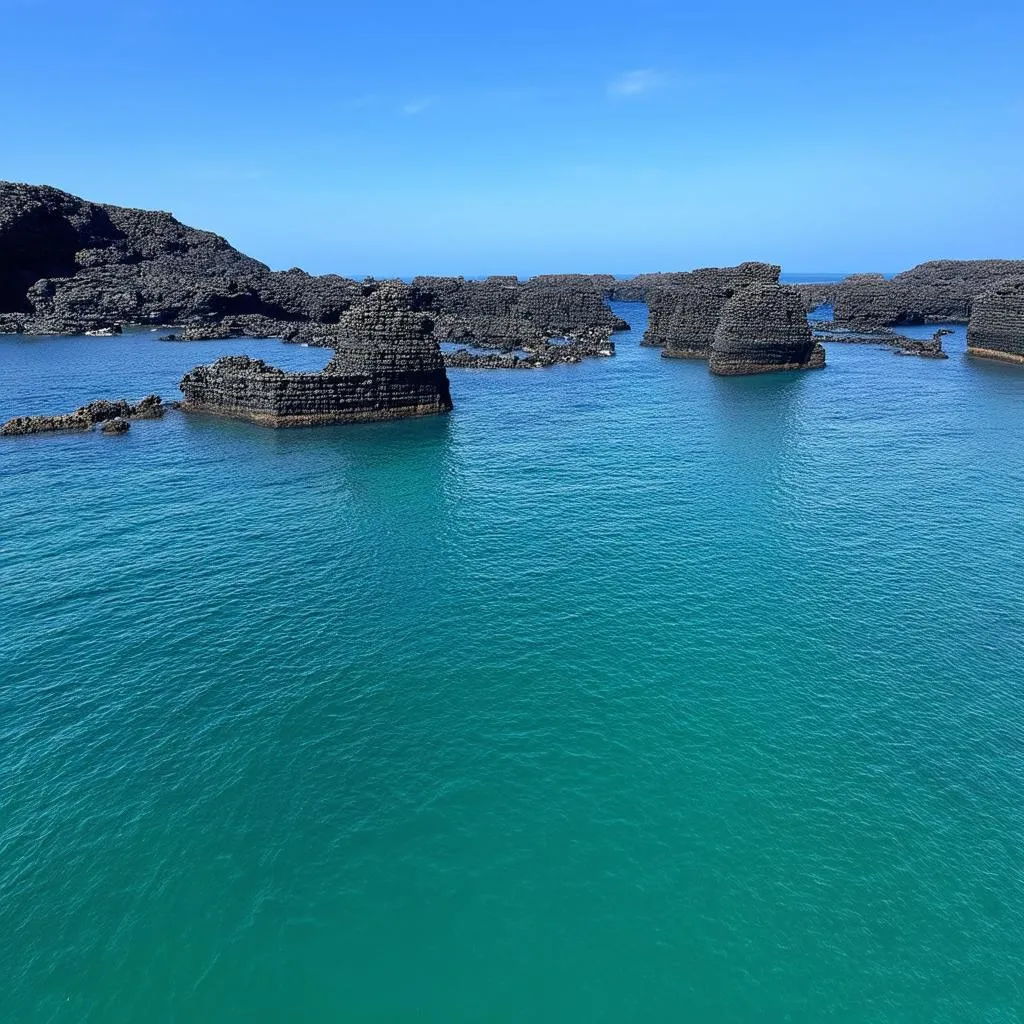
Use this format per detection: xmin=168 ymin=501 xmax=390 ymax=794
xmin=4 ymin=0 xmax=1023 ymax=276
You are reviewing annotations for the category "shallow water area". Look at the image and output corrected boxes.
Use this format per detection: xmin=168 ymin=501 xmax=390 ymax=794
xmin=2 ymin=303 xmax=1023 ymax=1022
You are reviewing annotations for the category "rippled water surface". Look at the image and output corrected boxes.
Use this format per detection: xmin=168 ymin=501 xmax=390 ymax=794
xmin=2 ymin=306 xmax=1023 ymax=1022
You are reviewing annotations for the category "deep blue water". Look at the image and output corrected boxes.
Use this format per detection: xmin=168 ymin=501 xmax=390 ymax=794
xmin=2 ymin=305 xmax=1023 ymax=1022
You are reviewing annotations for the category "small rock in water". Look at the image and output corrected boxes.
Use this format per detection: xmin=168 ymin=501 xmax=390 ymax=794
xmin=101 ymin=418 xmax=130 ymax=435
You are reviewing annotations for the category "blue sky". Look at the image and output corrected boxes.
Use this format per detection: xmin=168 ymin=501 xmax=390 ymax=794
xmin=4 ymin=0 xmax=1023 ymax=276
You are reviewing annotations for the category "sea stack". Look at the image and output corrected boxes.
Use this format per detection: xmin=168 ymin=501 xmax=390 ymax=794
xmin=967 ymin=278 xmax=1024 ymax=364
xmin=709 ymin=283 xmax=826 ymax=376
xmin=179 ymin=284 xmax=453 ymax=427
xmin=643 ymin=263 xmax=781 ymax=359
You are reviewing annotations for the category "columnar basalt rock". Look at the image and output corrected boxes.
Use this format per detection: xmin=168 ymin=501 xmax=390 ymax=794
xmin=710 ymin=283 xmax=825 ymax=376
xmin=642 ymin=263 xmax=781 ymax=359
xmin=967 ymin=278 xmax=1024 ymax=364
xmin=179 ymin=284 xmax=453 ymax=427
xmin=0 ymin=394 xmax=166 ymax=436
xmin=408 ymin=274 xmax=625 ymax=363
xmin=831 ymin=261 xmax=1024 ymax=330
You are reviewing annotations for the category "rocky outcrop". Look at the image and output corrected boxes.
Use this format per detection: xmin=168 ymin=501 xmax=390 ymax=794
xmin=831 ymin=261 xmax=1024 ymax=330
xmin=812 ymin=324 xmax=949 ymax=358
xmin=0 ymin=394 xmax=166 ymax=436
xmin=445 ymin=336 xmax=615 ymax=369
xmin=642 ymin=263 xmax=781 ymax=359
xmin=0 ymin=181 xmax=366 ymax=336
xmin=409 ymin=274 xmax=625 ymax=355
xmin=179 ymin=284 xmax=453 ymax=427
xmin=101 ymin=417 xmax=130 ymax=435
xmin=967 ymin=278 xmax=1024 ymax=364
xmin=709 ymin=284 xmax=826 ymax=376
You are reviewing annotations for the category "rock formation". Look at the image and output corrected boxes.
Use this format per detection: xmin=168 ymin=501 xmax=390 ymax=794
xmin=642 ymin=263 xmax=781 ymax=359
xmin=967 ymin=278 xmax=1024 ymax=364
xmin=409 ymin=274 xmax=625 ymax=352
xmin=0 ymin=394 xmax=166 ymax=436
xmin=0 ymin=181 xmax=367 ymax=336
xmin=179 ymin=284 xmax=453 ymax=427
xmin=831 ymin=261 xmax=1024 ymax=330
xmin=709 ymin=283 xmax=826 ymax=376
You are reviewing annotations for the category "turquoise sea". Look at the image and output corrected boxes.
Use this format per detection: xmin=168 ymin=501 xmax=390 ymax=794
xmin=2 ymin=302 xmax=1024 ymax=1022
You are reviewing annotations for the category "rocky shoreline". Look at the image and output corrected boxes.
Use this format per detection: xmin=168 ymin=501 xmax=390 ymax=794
xmin=2 ymin=179 xmax=1023 ymax=433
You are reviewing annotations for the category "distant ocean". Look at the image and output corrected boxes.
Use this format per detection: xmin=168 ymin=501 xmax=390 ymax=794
xmin=2 ymin=304 xmax=1023 ymax=1022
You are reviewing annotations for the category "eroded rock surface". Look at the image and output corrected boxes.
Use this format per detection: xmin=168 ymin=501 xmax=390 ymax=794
xmin=967 ymin=278 xmax=1024 ymax=364
xmin=0 ymin=181 xmax=366 ymax=337
xmin=710 ymin=284 xmax=825 ymax=376
xmin=831 ymin=262 xmax=1024 ymax=330
xmin=0 ymin=394 xmax=166 ymax=436
xmin=642 ymin=263 xmax=781 ymax=359
xmin=179 ymin=284 xmax=453 ymax=427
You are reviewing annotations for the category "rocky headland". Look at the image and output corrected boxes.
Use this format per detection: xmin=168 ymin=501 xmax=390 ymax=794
xmin=709 ymin=284 xmax=826 ymax=376
xmin=179 ymin=284 xmax=453 ymax=427
xmin=0 ymin=394 xmax=166 ymax=436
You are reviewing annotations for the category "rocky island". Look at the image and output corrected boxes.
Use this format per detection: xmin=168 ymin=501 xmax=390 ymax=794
xmin=709 ymin=284 xmax=826 ymax=376
xmin=179 ymin=284 xmax=453 ymax=427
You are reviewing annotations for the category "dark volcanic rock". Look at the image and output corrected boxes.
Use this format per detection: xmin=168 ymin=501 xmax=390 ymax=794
xmin=0 ymin=181 xmax=365 ymax=336
xmin=0 ymin=394 xmax=166 ymax=436
xmin=409 ymin=274 xmax=622 ymax=358
xmin=710 ymin=283 xmax=826 ymax=376
xmin=642 ymin=263 xmax=781 ymax=359
xmin=832 ymin=261 xmax=1024 ymax=330
xmin=101 ymin=417 xmax=130 ymax=435
xmin=444 ymin=336 xmax=615 ymax=370
xmin=179 ymin=284 xmax=453 ymax=427
xmin=967 ymin=278 xmax=1024 ymax=364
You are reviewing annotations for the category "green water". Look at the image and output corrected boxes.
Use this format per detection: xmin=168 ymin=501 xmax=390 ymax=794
xmin=2 ymin=306 xmax=1023 ymax=1021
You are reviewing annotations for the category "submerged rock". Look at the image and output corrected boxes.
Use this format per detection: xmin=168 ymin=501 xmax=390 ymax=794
xmin=967 ymin=278 xmax=1024 ymax=364
xmin=0 ymin=394 xmax=166 ymax=437
xmin=710 ymin=283 xmax=826 ymax=376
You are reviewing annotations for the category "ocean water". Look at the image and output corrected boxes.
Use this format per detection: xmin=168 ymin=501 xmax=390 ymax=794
xmin=2 ymin=306 xmax=1023 ymax=1023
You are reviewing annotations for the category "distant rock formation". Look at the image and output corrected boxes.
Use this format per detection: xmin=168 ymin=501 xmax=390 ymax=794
xmin=179 ymin=284 xmax=453 ymax=427
xmin=409 ymin=274 xmax=625 ymax=354
xmin=0 ymin=394 xmax=166 ymax=436
xmin=642 ymin=263 xmax=781 ymax=359
xmin=967 ymin=278 xmax=1024 ymax=364
xmin=709 ymin=284 xmax=826 ymax=376
xmin=0 ymin=183 xmax=628 ymax=370
xmin=831 ymin=261 xmax=1024 ymax=330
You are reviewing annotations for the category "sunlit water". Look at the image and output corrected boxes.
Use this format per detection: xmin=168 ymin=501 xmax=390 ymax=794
xmin=2 ymin=304 xmax=1023 ymax=1022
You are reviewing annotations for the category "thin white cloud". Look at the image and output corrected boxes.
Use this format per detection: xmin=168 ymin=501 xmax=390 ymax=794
xmin=607 ymin=69 xmax=671 ymax=98
xmin=401 ymin=97 xmax=436 ymax=115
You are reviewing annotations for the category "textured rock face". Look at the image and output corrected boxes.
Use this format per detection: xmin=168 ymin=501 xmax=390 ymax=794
xmin=643 ymin=263 xmax=781 ymax=359
xmin=832 ymin=262 xmax=1024 ymax=329
xmin=967 ymin=278 xmax=1024 ymax=364
xmin=179 ymin=285 xmax=453 ymax=427
xmin=710 ymin=284 xmax=825 ymax=376
xmin=0 ymin=181 xmax=364 ymax=336
xmin=0 ymin=394 xmax=166 ymax=436
xmin=409 ymin=274 xmax=623 ymax=352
